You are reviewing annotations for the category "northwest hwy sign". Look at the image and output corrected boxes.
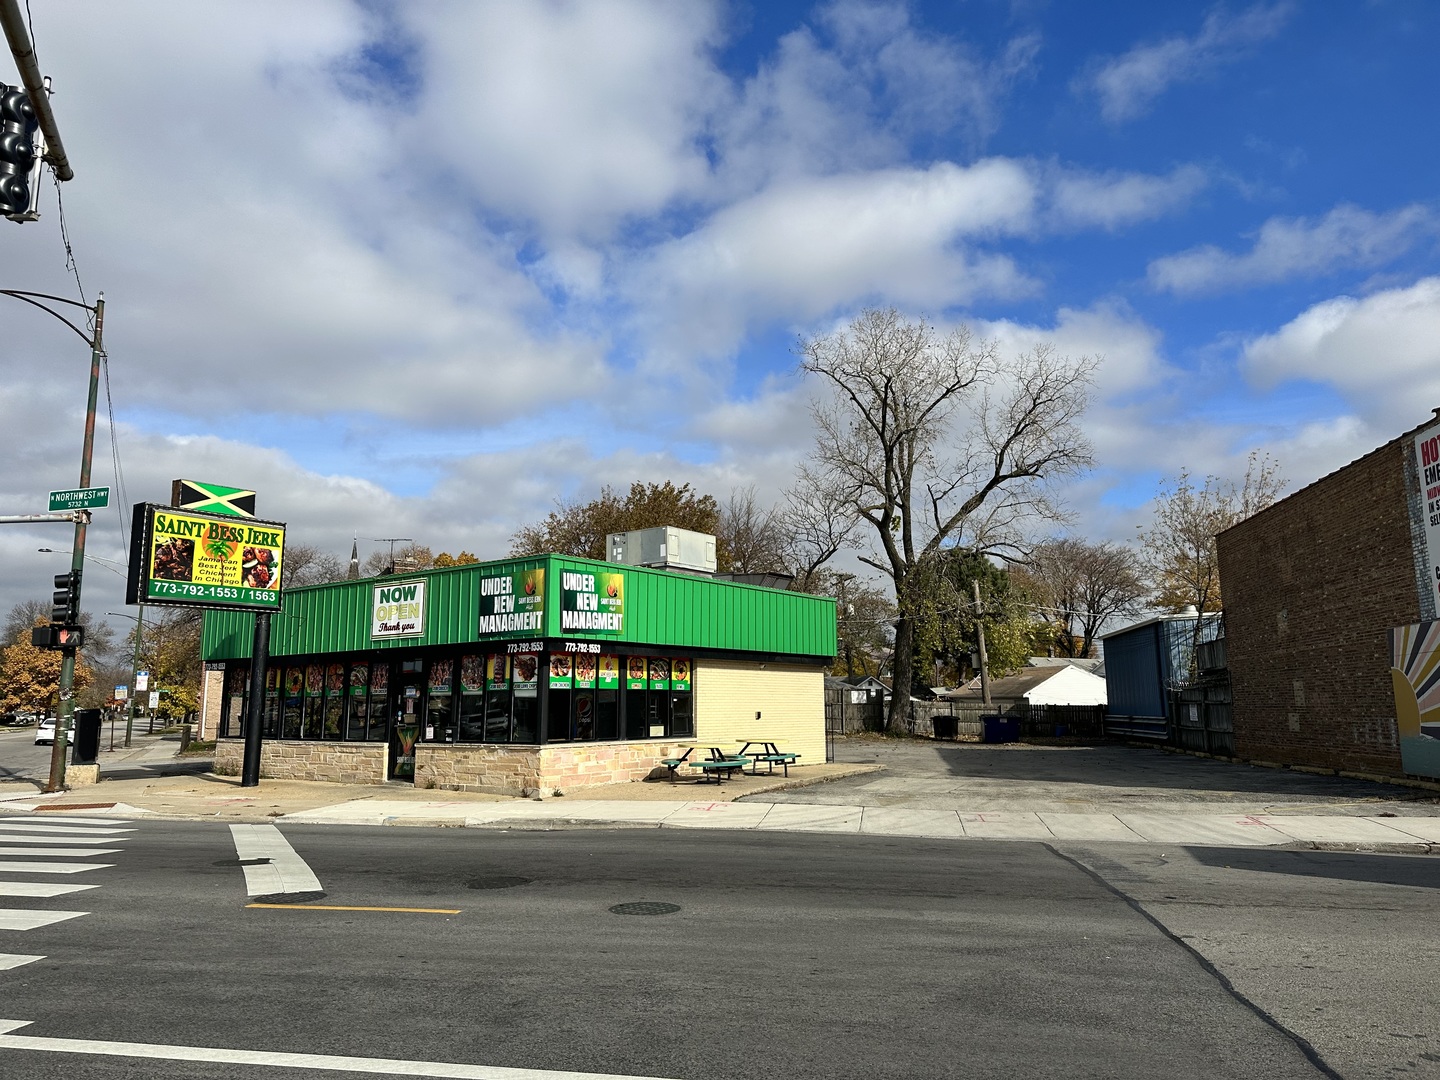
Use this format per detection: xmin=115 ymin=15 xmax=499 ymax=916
xmin=48 ymin=487 xmax=109 ymax=512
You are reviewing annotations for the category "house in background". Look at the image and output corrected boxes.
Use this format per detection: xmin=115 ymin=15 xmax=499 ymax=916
xmin=942 ymin=664 xmax=1107 ymax=710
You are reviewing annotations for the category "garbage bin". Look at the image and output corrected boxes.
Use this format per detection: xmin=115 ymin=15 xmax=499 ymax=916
xmin=71 ymin=708 xmax=103 ymax=765
xmin=932 ymin=714 xmax=958 ymax=741
xmin=981 ymin=714 xmax=1019 ymax=744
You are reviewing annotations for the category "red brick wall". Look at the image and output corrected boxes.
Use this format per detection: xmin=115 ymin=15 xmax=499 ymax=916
xmin=1217 ymin=438 xmax=1416 ymax=776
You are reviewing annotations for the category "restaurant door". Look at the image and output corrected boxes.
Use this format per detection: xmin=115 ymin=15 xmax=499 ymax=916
xmin=389 ymin=668 xmax=424 ymax=781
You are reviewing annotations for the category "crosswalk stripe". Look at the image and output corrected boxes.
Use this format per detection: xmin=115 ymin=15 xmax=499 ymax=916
xmin=0 ymin=835 xmax=136 ymax=840
xmin=0 ymin=835 xmax=129 ymax=846
xmin=0 ymin=910 xmax=87 ymax=931
xmin=0 ymin=816 xmax=136 ymax=826
xmin=0 ymin=955 xmax=44 ymax=970
xmin=0 ymin=883 xmax=98 ymax=898
xmin=0 ymin=848 xmax=120 ymax=858
xmin=230 ymin=825 xmax=323 ymax=896
xmin=0 ymin=862 xmax=113 ymax=874
xmin=0 ymin=1019 xmax=682 ymax=1078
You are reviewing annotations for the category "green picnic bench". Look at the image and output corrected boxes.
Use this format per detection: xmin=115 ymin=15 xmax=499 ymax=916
xmin=736 ymin=741 xmax=801 ymax=777
xmin=688 ymin=749 xmax=750 ymax=784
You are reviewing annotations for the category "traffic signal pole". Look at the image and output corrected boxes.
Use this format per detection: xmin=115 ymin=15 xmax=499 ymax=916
xmin=0 ymin=0 xmax=73 ymax=180
xmin=45 ymin=294 xmax=102 ymax=792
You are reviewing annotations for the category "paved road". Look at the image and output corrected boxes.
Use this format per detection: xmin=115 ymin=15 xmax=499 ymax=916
xmin=759 ymin=738 xmax=1440 ymax=815
xmin=0 ymin=815 xmax=1435 ymax=1079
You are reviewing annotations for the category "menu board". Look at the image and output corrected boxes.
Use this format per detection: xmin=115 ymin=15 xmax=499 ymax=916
xmin=626 ymin=656 xmax=647 ymax=690
xmin=598 ymin=655 xmax=619 ymax=689
xmin=548 ymin=653 xmax=574 ymax=690
xmin=671 ymin=658 xmax=691 ymax=691
xmin=127 ymin=503 xmax=285 ymax=612
xmin=486 ymin=654 xmax=509 ymax=689
xmin=648 ymin=657 xmax=670 ymax=690
xmin=460 ymin=655 xmax=485 ymax=693
xmin=573 ymin=652 xmax=597 ymax=689
xmin=513 ymin=653 xmax=539 ymax=695
xmin=429 ymin=659 xmax=452 ymax=693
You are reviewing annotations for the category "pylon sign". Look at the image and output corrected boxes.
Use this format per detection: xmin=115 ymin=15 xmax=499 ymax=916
xmin=171 ymin=479 xmax=256 ymax=518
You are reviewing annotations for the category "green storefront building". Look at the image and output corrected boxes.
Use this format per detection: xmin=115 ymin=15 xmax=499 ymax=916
xmin=200 ymin=554 xmax=836 ymax=794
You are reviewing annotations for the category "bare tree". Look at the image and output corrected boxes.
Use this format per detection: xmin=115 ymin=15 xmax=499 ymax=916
xmin=281 ymin=544 xmax=348 ymax=589
xmin=798 ymin=307 xmax=1097 ymax=730
xmin=1138 ymin=452 xmax=1285 ymax=624
xmin=778 ymin=471 xmax=860 ymax=593
xmin=1017 ymin=537 xmax=1146 ymax=657
xmin=716 ymin=486 xmax=789 ymax=574
xmin=361 ymin=543 xmax=434 ymax=578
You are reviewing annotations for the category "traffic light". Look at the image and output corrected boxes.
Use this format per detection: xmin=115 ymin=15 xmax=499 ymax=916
xmin=0 ymin=83 xmax=40 ymax=221
xmin=51 ymin=570 xmax=80 ymax=626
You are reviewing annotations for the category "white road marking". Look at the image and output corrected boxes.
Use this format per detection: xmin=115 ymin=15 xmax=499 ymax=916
xmin=4 ymin=815 xmax=138 ymax=825
xmin=229 ymin=825 xmax=323 ymax=896
xmin=0 ymin=909 xmax=87 ymax=931
xmin=0 ymin=862 xmax=112 ymax=874
xmin=0 ymin=824 xmax=135 ymax=836
xmin=0 ymin=882 xmax=98 ymax=897
xmin=0 ymin=955 xmax=44 ymax=970
xmin=0 ymin=834 xmax=129 ymax=846
xmin=0 ymin=1020 xmax=681 ymax=1078
xmin=0 ymin=848 xmax=120 ymax=857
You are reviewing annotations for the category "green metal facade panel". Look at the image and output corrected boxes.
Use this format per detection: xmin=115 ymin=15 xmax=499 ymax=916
xmin=202 ymin=554 xmax=836 ymax=661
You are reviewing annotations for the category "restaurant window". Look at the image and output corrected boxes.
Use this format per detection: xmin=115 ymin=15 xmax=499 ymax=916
xmin=427 ymin=659 xmax=456 ymax=743
xmin=483 ymin=654 xmax=512 ymax=743
xmin=512 ymin=652 xmax=539 ymax=743
xmin=346 ymin=662 xmax=370 ymax=741
xmin=323 ymin=664 xmax=345 ymax=740
xmin=281 ymin=667 xmax=303 ymax=739
xmin=223 ymin=664 xmax=248 ymax=739
xmin=457 ymin=655 xmax=486 ymax=742
xmin=302 ymin=664 xmax=325 ymax=738
xmin=263 ymin=667 xmax=281 ymax=737
xmin=368 ymin=661 xmax=390 ymax=742
xmin=595 ymin=689 xmax=619 ymax=740
xmin=545 ymin=653 xmax=573 ymax=743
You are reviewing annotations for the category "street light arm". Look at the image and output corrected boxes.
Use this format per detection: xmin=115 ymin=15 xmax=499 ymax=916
xmin=0 ymin=289 xmax=94 ymax=346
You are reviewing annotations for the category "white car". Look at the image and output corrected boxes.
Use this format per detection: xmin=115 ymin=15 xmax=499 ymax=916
xmin=33 ymin=718 xmax=57 ymax=745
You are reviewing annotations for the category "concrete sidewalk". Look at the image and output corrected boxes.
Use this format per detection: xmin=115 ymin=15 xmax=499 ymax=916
xmin=1 ymin=737 xmax=1437 ymax=852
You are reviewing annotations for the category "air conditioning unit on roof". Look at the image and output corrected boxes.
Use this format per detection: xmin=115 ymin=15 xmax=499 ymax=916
xmin=605 ymin=526 xmax=717 ymax=575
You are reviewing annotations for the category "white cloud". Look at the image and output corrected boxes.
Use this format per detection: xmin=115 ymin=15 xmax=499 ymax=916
xmin=630 ymin=159 xmax=1039 ymax=360
xmin=1080 ymin=3 xmax=1293 ymax=124
xmin=1148 ymin=203 xmax=1437 ymax=294
xmin=1048 ymin=165 xmax=1209 ymax=231
xmin=1242 ymin=277 xmax=1440 ymax=426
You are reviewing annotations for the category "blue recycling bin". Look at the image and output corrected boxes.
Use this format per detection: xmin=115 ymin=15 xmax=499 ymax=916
xmin=981 ymin=714 xmax=1019 ymax=744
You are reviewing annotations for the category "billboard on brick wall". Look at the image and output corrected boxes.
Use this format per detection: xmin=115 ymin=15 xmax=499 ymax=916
xmin=1414 ymin=423 xmax=1440 ymax=610
xmin=1389 ymin=620 xmax=1440 ymax=779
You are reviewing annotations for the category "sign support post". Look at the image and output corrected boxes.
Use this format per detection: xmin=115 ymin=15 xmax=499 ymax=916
xmin=241 ymin=612 xmax=269 ymax=787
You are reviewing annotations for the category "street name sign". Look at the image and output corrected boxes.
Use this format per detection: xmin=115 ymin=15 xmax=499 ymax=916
xmin=48 ymin=487 xmax=109 ymax=512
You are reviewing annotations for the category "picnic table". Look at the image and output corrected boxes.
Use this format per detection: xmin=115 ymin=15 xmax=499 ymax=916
xmin=688 ymin=748 xmax=750 ymax=784
xmin=735 ymin=740 xmax=801 ymax=777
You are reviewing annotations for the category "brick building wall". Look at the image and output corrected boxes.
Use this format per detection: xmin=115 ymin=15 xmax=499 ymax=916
xmin=1217 ymin=436 xmax=1419 ymax=776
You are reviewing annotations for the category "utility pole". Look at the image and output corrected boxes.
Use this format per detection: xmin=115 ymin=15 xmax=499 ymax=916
xmin=43 ymin=294 xmax=102 ymax=791
xmin=973 ymin=579 xmax=991 ymax=707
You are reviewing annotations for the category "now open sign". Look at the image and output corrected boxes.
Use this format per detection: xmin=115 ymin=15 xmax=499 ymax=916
xmin=372 ymin=579 xmax=425 ymax=639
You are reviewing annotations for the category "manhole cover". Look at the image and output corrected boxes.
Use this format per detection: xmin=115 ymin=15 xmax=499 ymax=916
xmin=609 ymin=902 xmax=681 ymax=916
xmin=466 ymin=876 xmax=531 ymax=890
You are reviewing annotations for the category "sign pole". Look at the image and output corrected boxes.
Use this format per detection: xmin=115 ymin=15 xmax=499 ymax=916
xmin=241 ymin=611 xmax=269 ymax=787
xmin=123 ymin=604 xmax=144 ymax=748
xmin=45 ymin=294 xmax=103 ymax=793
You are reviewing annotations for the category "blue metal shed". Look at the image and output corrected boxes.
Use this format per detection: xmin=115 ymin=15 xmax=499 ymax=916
xmin=1100 ymin=614 xmax=1215 ymax=739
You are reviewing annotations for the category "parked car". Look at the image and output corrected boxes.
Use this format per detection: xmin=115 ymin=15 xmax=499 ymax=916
xmin=33 ymin=717 xmax=57 ymax=745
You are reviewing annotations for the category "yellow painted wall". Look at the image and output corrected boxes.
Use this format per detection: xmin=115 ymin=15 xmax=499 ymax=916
xmin=693 ymin=659 xmax=826 ymax=766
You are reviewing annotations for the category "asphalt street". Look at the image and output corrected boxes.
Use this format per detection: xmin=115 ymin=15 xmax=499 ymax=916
xmin=1 ymin=817 xmax=1435 ymax=1079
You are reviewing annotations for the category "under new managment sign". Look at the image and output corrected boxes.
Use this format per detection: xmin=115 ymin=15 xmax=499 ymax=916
xmin=126 ymin=503 xmax=286 ymax=613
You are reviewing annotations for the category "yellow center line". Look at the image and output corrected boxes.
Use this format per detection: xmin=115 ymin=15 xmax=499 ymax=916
xmin=245 ymin=903 xmax=461 ymax=914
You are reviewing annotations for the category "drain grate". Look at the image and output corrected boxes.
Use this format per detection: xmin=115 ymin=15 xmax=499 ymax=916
xmin=467 ymin=876 xmax=531 ymax=890
xmin=609 ymin=902 xmax=681 ymax=916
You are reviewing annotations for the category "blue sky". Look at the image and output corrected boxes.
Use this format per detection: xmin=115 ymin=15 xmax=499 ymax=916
xmin=3 ymin=0 xmax=1439 ymax=621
